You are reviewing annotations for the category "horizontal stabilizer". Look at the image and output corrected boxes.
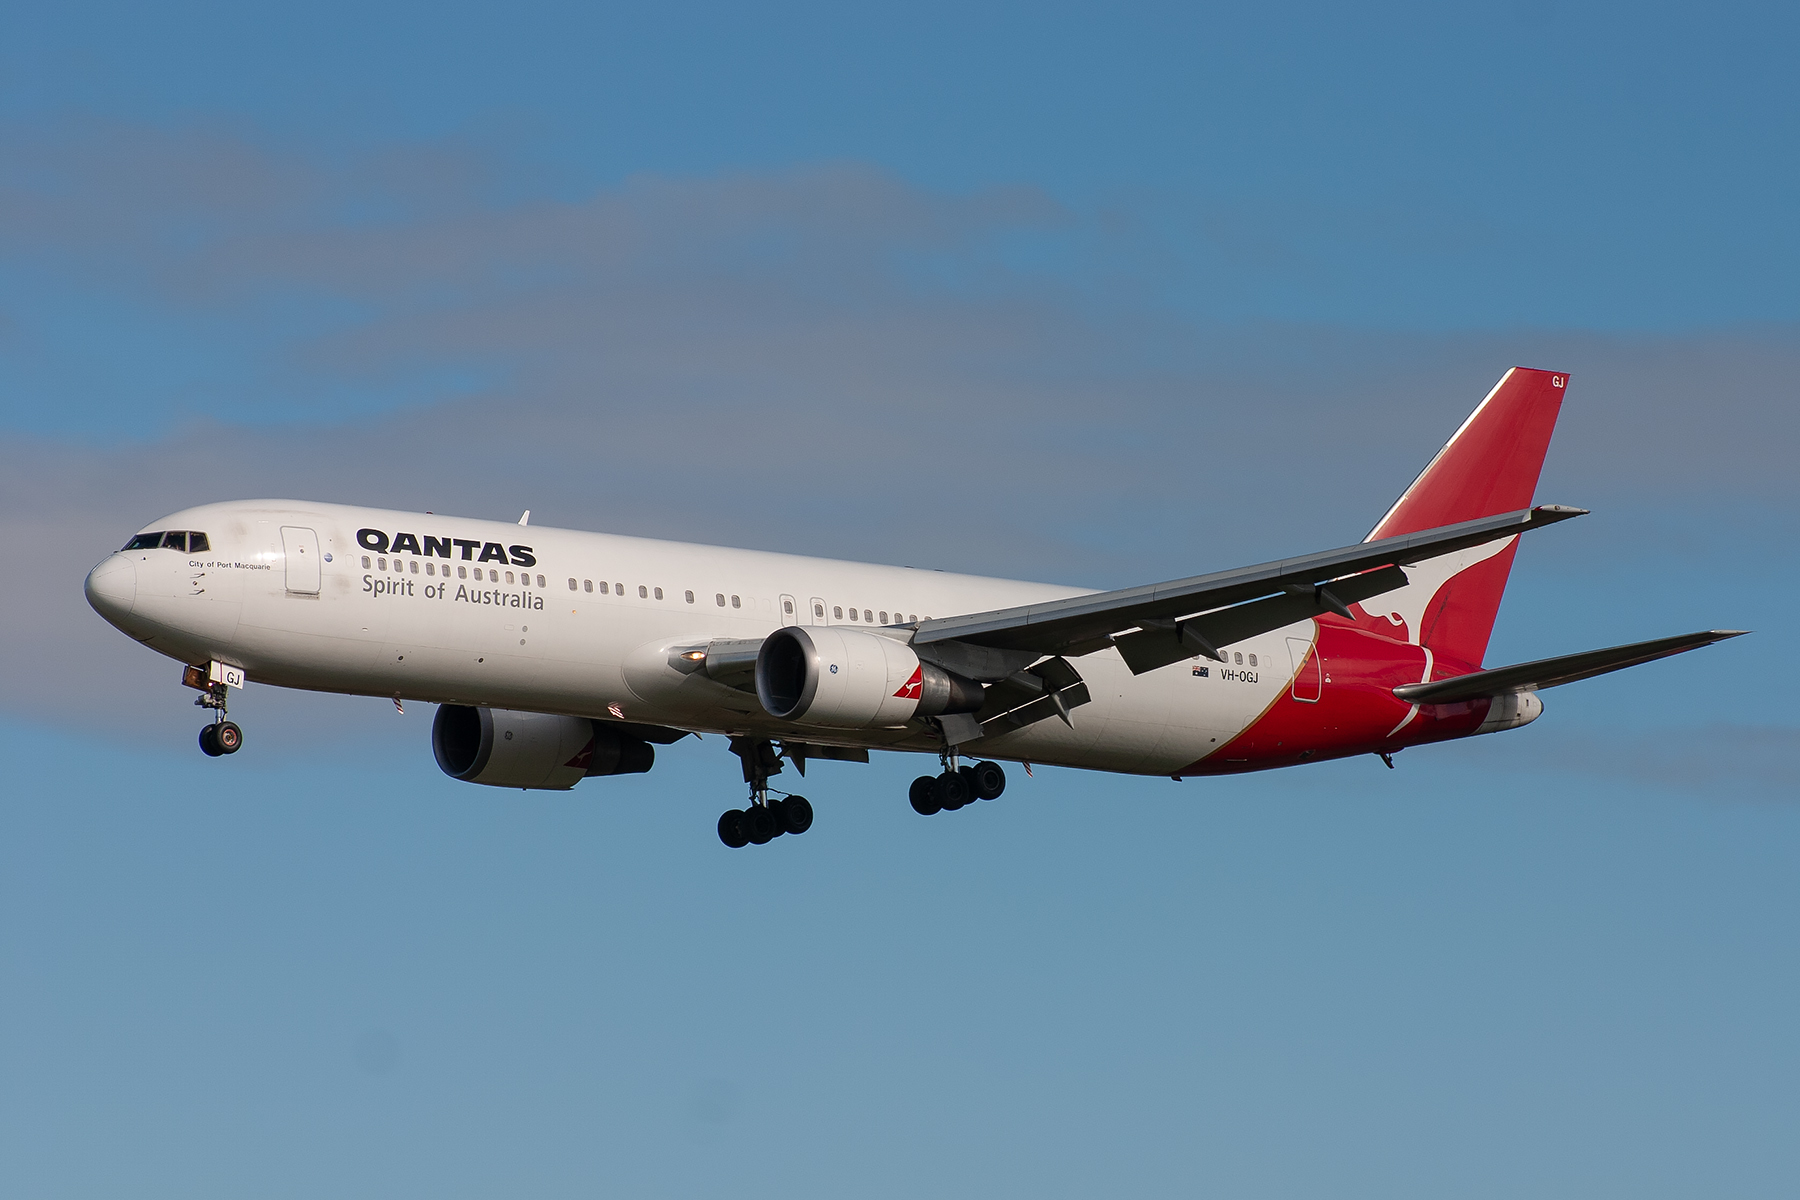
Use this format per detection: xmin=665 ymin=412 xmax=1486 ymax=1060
xmin=1392 ymin=630 xmax=1749 ymax=704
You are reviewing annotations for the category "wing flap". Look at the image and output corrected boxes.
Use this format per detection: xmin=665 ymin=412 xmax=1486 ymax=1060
xmin=1112 ymin=564 xmax=1409 ymax=675
xmin=915 ymin=505 xmax=1584 ymax=659
xmin=1392 ymin=630 xmax=1748 ymax=704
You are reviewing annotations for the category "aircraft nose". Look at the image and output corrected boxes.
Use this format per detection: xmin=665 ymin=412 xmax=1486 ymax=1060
xmin=85 ymin=554 xmax=137 ymax=623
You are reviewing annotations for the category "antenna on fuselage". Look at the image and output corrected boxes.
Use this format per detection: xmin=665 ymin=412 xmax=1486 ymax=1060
xmin=518 ymin=510 xmax=530 ymax=526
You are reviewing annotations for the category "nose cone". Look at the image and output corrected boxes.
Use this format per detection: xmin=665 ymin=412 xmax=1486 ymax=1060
xmin=85 ymin=555 xmax=138 ymax=626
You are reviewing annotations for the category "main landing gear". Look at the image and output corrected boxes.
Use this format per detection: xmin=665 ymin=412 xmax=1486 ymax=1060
xmin=718 ymin=737 xmax=814 ymax=849
xmin=188 ymin=668 xmax=244 ymax=757
xmin=909 ymin=756 xmax=1006 ymax=816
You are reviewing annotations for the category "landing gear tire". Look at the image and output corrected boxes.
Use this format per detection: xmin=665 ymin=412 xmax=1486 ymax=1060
xmin=937 ymin=770 xmax=973 ymax=811
xmin=971 ymin=760 xmax=1006 ymax=800
xmin=744 ymin=804 xmax=777 ymax=845
xmin=718 ymin=809 xmax=750 ymax=848
xmin=216 ymin=721 xmax=243 ymax=754
xmin=778 ymin=795 xmax=814 ymax=835
xmin=910 ymin=775 xmax=942 ymax=815
xmin=199 ymin=725 xmax=224 ymax=757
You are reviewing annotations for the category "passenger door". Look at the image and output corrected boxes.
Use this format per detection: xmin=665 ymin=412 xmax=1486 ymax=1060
xmin=281 ymin=526 xmax=322 ymax=595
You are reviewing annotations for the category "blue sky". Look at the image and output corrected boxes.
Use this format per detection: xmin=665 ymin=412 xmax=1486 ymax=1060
xmin=2 ymin=4 xmax=1796 ymax=1197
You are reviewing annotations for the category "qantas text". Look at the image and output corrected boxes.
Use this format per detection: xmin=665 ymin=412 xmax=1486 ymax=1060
xmin=356 ymin=528 xmax=535 ymax=567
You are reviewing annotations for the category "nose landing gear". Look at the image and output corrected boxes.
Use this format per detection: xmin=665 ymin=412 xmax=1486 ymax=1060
xmin=199 ymin=720 xmax=243 ymax=757
xmin=184 ymin=664 xmax=244 ymax=757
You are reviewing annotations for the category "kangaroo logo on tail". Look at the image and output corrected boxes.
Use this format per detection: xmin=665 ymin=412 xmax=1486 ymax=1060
xmin=1361 ymin=367 xmax=1568 ymax=668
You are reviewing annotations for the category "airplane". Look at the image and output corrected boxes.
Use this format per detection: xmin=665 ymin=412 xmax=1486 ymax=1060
xmin=84 ymin=368 xmax=1744 ymax=847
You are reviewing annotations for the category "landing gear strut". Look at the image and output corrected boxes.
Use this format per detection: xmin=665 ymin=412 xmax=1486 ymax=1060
xmin=718 ymin=737 xmax=813 ymax=848
xmin=910 ymin=753 xmax=1006 ymax=816
xmin=190 ymin=672 xmax=243 ymax=757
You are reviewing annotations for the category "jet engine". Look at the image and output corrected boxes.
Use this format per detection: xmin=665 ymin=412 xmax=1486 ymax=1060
xmin=756 ymin=626 xmax=984 ymax=728
xmin=432 ymin=704 xmax=654 ymax=790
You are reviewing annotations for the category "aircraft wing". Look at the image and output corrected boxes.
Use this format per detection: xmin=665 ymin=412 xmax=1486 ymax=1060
xmin=1391 ymin=629 xmax=1749 ymax=704
xmin=913 ymin=505 xmax=1586 ymax=675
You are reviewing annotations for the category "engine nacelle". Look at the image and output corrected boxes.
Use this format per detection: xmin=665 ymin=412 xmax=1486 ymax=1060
xmin=432 ymin=705 xmax=655 ymax=790
xmin=755 ymin=625 xmax=983 ymax=729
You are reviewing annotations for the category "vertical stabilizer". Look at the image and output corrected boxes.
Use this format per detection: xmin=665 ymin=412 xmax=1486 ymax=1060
xmin=1363 ymin=368 xmax=1567 ymax=667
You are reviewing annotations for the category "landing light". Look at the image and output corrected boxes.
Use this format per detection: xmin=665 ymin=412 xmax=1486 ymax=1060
xmin=682 ymin=650 xmax=706 ymax=662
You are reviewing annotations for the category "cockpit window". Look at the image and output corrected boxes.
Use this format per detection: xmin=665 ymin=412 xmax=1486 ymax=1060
xmin=119 ymin=530 xmax=209 ymax=552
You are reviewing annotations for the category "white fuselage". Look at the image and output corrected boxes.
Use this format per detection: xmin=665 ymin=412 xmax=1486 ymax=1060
xmin=88 ymin=500 xmax=1311 ymax=775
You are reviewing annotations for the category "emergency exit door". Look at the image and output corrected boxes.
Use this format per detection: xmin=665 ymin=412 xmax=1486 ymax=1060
xmin=281 ymin=526 xmax=321 ymax=595
xmin=1287 ymin=636 xmax=1322 ymax=702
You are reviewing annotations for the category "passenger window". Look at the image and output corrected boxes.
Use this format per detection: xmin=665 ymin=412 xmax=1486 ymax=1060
xmin=864 ymin=610 xmax=873 ymax=623
xmin=731 ymin=595 xmax=741 ymax=609
xmin=638 ymin=585 xmax=648 ymax=598
xmin=654 ymin=587 xmax=664 ymax=600
xmin=879 ymin=611 xmax=888 ymax=624
xmin=596 ymin=581 xmax=606 ymax=593
xmin=410 ymin=560 xmax=419 ymax=574
xmin=569 ymin=578 xmax=577 ymax=590
xmin=362 ymin=556 xmax=372 ymax=568
xmin=122 ymin=533 xmax=163 ymax=551
xmin=716 ymin=593 xmax=726 ymax=607
xmin=458 ymin=566 xmax=467 ymax=579
xmin=378 ymin=557 xmax=387 ymax=570
xmin=908 ymin=613 xmax=917 ymax=623
xmin=506 ymin=571 xmax=515 ymax=584
xmin=161 ymin=532 xmax=187 ymax=551
xmin=614 ymin=582 xmax=623 ymax=595
xmin=784 ymin=600 xmax=794 ymax=615
xmin=188 ymin=532 xmax=210 ymax=553
xmin=833 ymin=606 xmax=842 ymax=619
xmin=1234 ymin=652 xmax=1243 ymax=665
xmin=814 ymin=603 xmax=824 ymax=618
xmin=1248 ymin=653 xmax=1258 ymax=667
xmin=685 ymin=590 xmax=695 ymax=604
xmin=584 ymin=580 xmax=593 ymax=593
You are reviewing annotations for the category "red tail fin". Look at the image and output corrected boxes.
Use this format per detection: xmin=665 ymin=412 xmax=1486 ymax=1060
xmin=1365 ymin=368 xmax=1567 ymax=667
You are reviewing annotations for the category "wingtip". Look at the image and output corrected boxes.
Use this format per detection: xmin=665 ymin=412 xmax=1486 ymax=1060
xmin=1531 ymin=504 xmax=1590 ymax=519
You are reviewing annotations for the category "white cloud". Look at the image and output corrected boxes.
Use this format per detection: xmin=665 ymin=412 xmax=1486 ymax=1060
xmin=3 ymin=123 xmax=1792 ymax=745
